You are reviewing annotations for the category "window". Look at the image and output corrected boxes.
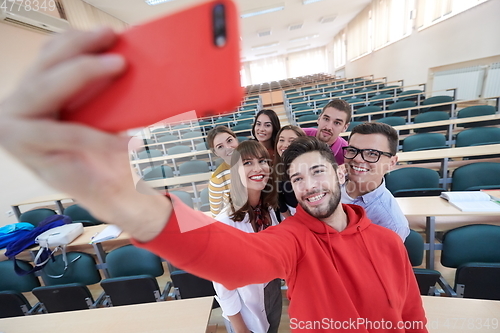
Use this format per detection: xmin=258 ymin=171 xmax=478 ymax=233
xmin=248 ymin=56 xmax=287 ymax=85
xmin=333 ymin=30 xmax=346 ymax=69
xmin=416 ymin=0 xmax=488 ymax=30
xmin=287 ymin=47 xmax=328 ymax=78
xmin=347 ymin=5 xmax=372 ymax=61
xmin=373 ymin=0 xmax=414 ymax=50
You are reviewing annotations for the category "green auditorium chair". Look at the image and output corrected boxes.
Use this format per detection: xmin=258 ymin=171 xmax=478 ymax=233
xmin=199 ymin=187 xmax=210 ymax=212
xmin=346 ymin=121 xmax=364 ymax=132
xmin=421 ymin=95 xmax=454 ymax=113
xmin=297 ymin=114 xmax=318 ymax=128
xmin=137 ymin=149 xmax=163 ymax=159
xmin=0 ymin=291 xmax=42 ymax=318
xmin=33 ymin=252 xmax=104 ymax=313
xmin=179 ymin=160 xmax=210 ymax=176
xmin=441 ymin=225 xmax=500 ymax=300
xmin=376 ymin=116 xmax=409 ymax=134
xmin=231 ymin=123 xmax=252 ymax=137
xmin=451 ymin=162 xmax=500 ymax=191
xmin=455 ymin=127 xmax=500 ymax=159
xmin=457 ymin=105 xmax=499 ymax=128
xmin=455 ymin=127 xmax=500 ymax=147
xmin=397 ymin=90 xmax=424 ymax=102
xmin=195 ymin=142 xmax=208 ymax=151
xmin=387 ymin=101 xmax=417 ymax=118
xmin=156 ymin=134 xmax=180 ymax=151
xmin=170 ymin=270 xmax=219 ymax=309
xmin=368 ymin=94 xmax=394 ymax=107
xmin=402 ymin=133 xmax=448 ymax=152
xmin=347 ymin=98 xmax=366 ymax=110
xmin=181 ymin=131 xmax=204 ymax=145
xmin=413 ymin=111 xmax=450 ymax=133
xmin=353 ymin=105 xmax=382 ymax=121
xmin=142 ymin=165 xmax=174 ymax=181
xmin=404 ymin=230 xmax=451 ymax=296
xmin=0 ymin=261 xmax=43 ymax=317
xmin=168 ymin=191 xmax=194 ymax=209
xmin=166 ymin=145 xmax=190 ymax=155
xmin=19 ymin=208 xmax=57 ymax=227
xmin=237 ymin=136 xmax=250 ymax=143
xmin=100 ymin=245 xmax=172 ymax=306
xmin=382 ymin=85 xmax=402 ymax=95
xmin=63 ymin=204 xmax=104 ymax=227
xmin=385 ymin=167 xmax=443 ymax=197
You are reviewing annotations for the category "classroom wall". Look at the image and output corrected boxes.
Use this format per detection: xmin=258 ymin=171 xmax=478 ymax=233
xmin=342 ymin=0 xmax=500 ymax=88
xmin=0 ymin=24 xmax=56 ymax=227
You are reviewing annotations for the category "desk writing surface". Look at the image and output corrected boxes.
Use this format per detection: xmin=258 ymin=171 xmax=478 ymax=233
xmin=397 ymin=144 xmax=500 ymax=162
xmin=11 ymin=193 xmax=72 ymax=206
xmin=396 ymin=196 xmax=500 ymax=217
xmin=0 ymin=297 xmax=214 ymax=333
xmin=145 ymin=172 xmax=212 ymax=188
xmin=422 ymin=296 xmax=500 ymax=333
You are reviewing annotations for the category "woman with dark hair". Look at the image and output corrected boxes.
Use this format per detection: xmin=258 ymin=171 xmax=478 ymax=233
xmin=206 ymin=126 xmax=239 ymax=217
xmin=213 ymin=140 xmax=281 ymax=333
xmin=251 ymin=109 xmax=281 ymax=161
xmin=273 ymin=125 xmax=306 ymax=219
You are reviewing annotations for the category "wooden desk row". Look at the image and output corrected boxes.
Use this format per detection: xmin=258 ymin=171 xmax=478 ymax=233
xmin=396 ymin=193 xmax=500 ymax=270
xmin=1 ymin=294 xmax=499 ymax=333
xmin=0 ymin=296 xmax=214 ymax=333
xmin=293 ymin=96 xmax=499 ymax=125
xmin=286 ymin=76 xmax=390 ymax=99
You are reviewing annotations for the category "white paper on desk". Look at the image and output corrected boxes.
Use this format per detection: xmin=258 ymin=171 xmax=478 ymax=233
xmin=449 ymin=200 xmax=500 ymax=212
xmin=90 ymin=225 xmax=122 ymax=243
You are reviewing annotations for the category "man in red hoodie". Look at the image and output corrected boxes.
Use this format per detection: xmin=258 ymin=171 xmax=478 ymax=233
xmin=0 ymin=29 xmax=427 ymax=332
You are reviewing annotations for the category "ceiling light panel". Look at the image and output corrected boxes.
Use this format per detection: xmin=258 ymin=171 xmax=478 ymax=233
xmin=303 ymin=0 xmax=324 ymax=4
xmin=255 ymin=51 xmax=278 ymax=57
xmin=241 ymin=4 xmax=285 ymax=18
xmin=252 ymin=42 xmax=279 ymax=50
xmin=145 ymin=0 xmax=175 ymax=5
xmin=287 ymin=44 xmax=311 ymax=52
xmin=289 ymin=34 xmax=319 ymax=42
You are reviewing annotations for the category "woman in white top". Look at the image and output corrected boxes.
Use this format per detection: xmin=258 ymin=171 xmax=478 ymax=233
xmin=214 ymin=140 xmax=282 ymax=333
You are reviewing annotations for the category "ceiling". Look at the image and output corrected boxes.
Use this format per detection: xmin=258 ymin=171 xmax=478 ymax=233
xmin=82 ymin=0 xmax=370 ymax=63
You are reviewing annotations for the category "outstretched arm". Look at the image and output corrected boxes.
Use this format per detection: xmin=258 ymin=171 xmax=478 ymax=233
xmin=0 ymin=28 xmax=170 ymax=242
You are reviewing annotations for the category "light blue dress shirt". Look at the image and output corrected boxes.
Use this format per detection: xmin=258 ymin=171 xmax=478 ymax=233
xmin=341 ymin=179 xmax=410 ymax=241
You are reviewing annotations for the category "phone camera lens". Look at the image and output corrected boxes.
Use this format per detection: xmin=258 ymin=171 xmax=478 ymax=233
xmin=213 ymin=4 xmax=226 ymax=48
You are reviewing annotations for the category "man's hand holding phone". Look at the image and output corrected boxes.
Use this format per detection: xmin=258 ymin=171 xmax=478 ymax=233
xmin=0 ymin=27 xmax=170 ymax=242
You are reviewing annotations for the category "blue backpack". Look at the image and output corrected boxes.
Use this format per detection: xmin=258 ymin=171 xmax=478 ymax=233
xmin=5 ymin=215 xmax=71 ymax=276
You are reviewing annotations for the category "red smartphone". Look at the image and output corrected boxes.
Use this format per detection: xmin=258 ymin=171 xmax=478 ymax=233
xmin=60 ymin=0 xmax=242 ymax=132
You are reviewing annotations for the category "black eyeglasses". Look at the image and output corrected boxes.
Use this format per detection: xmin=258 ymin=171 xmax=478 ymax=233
xmin=342 ymin=146 xmax=394 ymax=163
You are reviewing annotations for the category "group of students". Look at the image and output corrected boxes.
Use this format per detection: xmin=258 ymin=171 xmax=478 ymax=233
xmin=0 ymin=28 xmax=427 ymax=332
xmin=202 ymin=99 xmax=412 ymax=332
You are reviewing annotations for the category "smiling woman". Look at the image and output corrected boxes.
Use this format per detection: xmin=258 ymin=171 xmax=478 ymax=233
xmin=213 ymin=140 xmax=281 ymax=333
xmin=207 ymin=126 xmax=239 ymax=217
xmin=251 ymin=109 xmax=281 ymax=161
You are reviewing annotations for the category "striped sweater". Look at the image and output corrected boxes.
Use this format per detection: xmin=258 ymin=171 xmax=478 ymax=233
xmin=208 ymin=162 xmax=231 ymax=217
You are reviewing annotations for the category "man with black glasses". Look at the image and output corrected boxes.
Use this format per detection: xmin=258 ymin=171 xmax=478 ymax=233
xmin=340 ymin=122 xmax=410 ymax=241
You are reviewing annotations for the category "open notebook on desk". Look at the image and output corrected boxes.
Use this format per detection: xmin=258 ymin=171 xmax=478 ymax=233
xmin=440 ymin=191 xmax=500 ymax=212
xmin=89 ymin=225 xmax=122 ymax=243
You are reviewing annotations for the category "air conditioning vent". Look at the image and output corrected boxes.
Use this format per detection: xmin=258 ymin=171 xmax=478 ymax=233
xmin=1 ymin=6 xmax=70 ymax=34
xmin=289 ymin=23 xmax=303 ymax=31
xmin=257 ymin=29 xmax=271 ymax=37
xmin=320 ymin=15 xmax=337 ymax=24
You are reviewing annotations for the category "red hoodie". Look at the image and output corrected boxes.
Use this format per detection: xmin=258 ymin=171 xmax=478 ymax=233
xmin=133 ymin=196 xmax=427 ymax=332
